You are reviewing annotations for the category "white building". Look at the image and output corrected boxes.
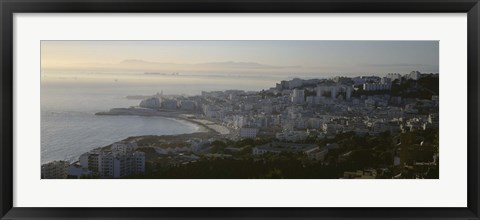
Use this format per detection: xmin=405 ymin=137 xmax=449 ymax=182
xmin=363 ymin=83 xmax=391 ymax=91
xmin=179 ymin=100 xmax=195 ymax=110
xmin=406 ymin=71 xmax=421 ymax=80
xmin=162 ymin=99 xmax=177 ymax=110
xmin=331 ymin=86 xmax=337 ymax=99
xmin=351 ymin=76 xmax=366 ymax=85
xmin=345 ymin=86 xmax=352 ymax=100
xmin=139 ymin=97 xmax=161 ymax=109
xmin=291 ymin=89 xmax=305 ymax=104
xmin=362 ymin=76 xmax=381 ymax=82
xmin=79 ymin=151 xmax=102 ymax=172
xmin=428 ymin=113 xmax=439 ymax=128
xmin=316 ymin=85 xmax=345 ymax=99
xmin=112 ymin=151 xmax=145 ymax=178
xmin=386 ymin=73 xmax=402 ymax=81
xmin=100 ymin=153 xmax=114 ymax=177
xmin=80 ymin=149 xmax=146 ymax=178
xmin=41 ymin=160 xmax=69 ymax=179
xmin=111 ymin=141 xmax=138 ymax=153
xmin=287 ymin=78 xmax=303 ymax=89
xmin=308 ymin=118 xmax=322 ymax=129
xmin=322 ymin=123 xmax=344 ymax=135
xmin=239 ymin=128 xmax=258 ymax=138
xmin=381 ymin=77 xmax=392 ymax=84
xmin=203 ymin=105 xmax=222 ymax=119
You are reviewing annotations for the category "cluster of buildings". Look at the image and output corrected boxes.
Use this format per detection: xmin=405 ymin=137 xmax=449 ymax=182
xmin=42 ymin=71 xmax=439 ymax=179
xmin=41 ymin=160 xmax=70 ymax=179
xmin=139 ymin=92 xmax=196 ymax=111
xmin=42 ymin=141 xmax=146 ymax=179
xmin=134 ymin=71 xmax=438 ymax=142
xmin=78 ymin=141 xmax=145 ymax=178
xmin=164 ymin=71 xmax=438 ymax=141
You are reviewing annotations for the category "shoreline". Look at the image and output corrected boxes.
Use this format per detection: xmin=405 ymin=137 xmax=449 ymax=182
xmin=95 ymin=107 xmax=231 ymax=135
xmin=42 ymin=108 xmax=229 ymax=165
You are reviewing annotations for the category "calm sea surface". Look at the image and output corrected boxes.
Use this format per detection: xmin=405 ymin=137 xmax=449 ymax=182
xmin=41 ymin=74 xmax=280 ymax=164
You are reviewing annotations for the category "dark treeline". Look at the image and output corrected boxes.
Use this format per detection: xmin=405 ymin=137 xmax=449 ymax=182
xmin=125 ymin=128 xmax=439 ymax=179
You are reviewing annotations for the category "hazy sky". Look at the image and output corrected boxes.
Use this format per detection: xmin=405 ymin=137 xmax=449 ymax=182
xmin=41 ymin=41 xmax=439 ymax=76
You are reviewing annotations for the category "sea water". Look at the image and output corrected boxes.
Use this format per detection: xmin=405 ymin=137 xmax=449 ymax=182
xmin=40 ymin=73 xmax=281 ymax=164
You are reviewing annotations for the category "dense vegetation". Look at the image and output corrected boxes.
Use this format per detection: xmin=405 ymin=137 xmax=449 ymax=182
xmin=126 ymin=128 xmax=439 ymax=179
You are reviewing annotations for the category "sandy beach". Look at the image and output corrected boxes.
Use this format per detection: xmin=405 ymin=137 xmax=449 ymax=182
xmin=187 ymin=118 xmax=230 ymax=135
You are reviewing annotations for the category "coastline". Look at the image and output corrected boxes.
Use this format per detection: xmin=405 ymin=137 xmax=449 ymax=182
xmin=43 ymin=107 xmax=231 ymax=165
xmin=95 ymin=107 xmax=231 ymax=135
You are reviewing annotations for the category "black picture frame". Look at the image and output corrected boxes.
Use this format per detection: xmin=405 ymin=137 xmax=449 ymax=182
xmin=1 ymin=0 xmax=479 ymax=219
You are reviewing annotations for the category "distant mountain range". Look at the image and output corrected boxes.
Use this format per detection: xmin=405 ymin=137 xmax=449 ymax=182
xmin=44 ymin=59 xmax=300 ymax=74
xmin=42 ymin=59 xmax=438 ymax=78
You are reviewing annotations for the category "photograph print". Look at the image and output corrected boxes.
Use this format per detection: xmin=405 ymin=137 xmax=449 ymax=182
xmin=40 ymin=40 xmax=439 ymax=179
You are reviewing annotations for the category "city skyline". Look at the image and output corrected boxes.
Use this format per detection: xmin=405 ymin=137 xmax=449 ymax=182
xmin=42 ymin=72 xmax=440 ymax=179
xmin=41 ymin=40 xmax=439 ymax=179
